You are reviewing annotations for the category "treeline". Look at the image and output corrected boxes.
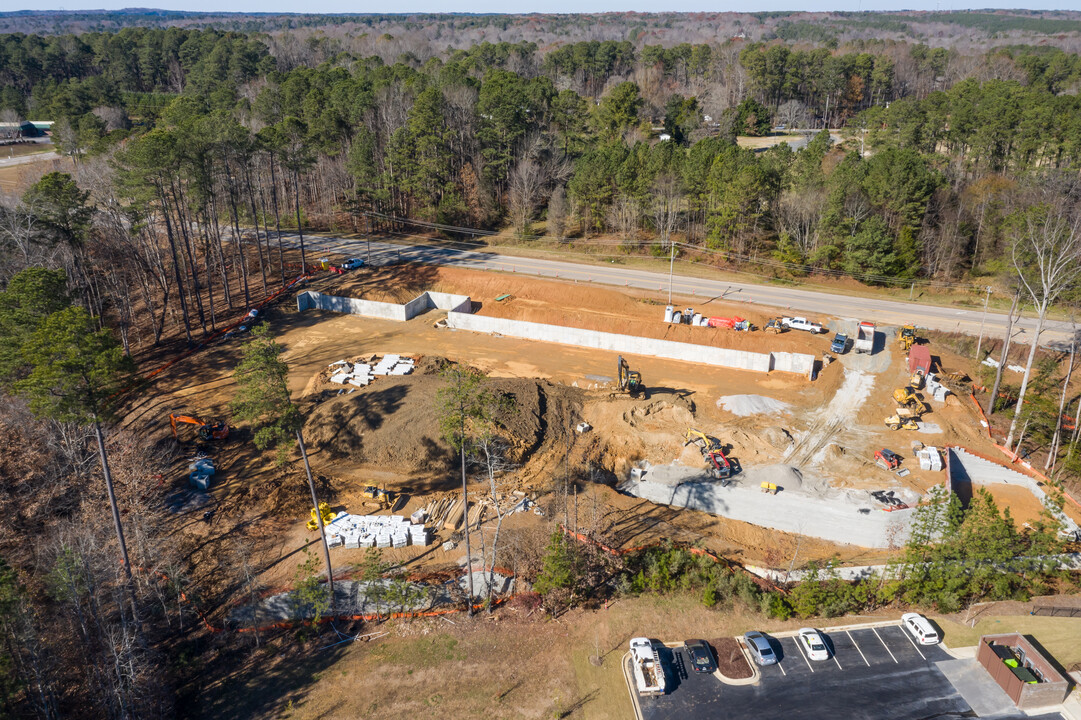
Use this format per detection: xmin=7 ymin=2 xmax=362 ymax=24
xmin=533 ymin=483 xmax=1074 ymax=618
xmin=3 ymin=31 xmax=1081 ymax=358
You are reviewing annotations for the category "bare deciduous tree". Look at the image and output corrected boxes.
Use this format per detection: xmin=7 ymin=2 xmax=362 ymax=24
xmin=650 ymin=173 xmax=683 ymax=248
xmin=1005 ymin=180 xmax=1081 ymax=449
xmin=547 ymin=185 xmax=568 ymax=240
xmin=507 ymin=158 xmax=544 ymax=237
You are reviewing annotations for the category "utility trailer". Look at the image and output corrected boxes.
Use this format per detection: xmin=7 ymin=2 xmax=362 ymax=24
xmin=629 ymin=638 xmax=666 ymax=696
xmin=855 ymin=321 xmax=875 ymax=354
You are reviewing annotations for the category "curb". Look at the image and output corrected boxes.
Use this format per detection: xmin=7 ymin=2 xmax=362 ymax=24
xmin=715 ymin=638 xmax=760 ymax=686
xmin=620 ymin=651 xmax=644 ymax=720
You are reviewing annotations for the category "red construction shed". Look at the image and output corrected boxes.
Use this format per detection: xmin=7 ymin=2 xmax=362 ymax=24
xmin=908 ymin=344 xmax=931 ymax=375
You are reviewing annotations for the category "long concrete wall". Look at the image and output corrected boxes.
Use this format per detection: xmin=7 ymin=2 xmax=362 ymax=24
xmin=297 ymin=288 xmax=814 ymax=378
xmin=297 ymin=290 xmax=471 ymax=321
xmin=447 ymin=312 xmax=814 ymax=377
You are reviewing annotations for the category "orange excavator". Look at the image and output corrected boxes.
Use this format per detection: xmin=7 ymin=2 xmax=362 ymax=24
xmin=169 ymin=414 xmax=229 ymax=442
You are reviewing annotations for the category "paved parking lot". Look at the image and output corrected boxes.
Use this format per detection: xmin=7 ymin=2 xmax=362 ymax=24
xmin=634 ymin=624 xmax=1066 ymax=720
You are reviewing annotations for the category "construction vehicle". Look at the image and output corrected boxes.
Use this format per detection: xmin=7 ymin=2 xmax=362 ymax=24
xmin=764 ymin=317 xmax=787 ymax=334
xmin=617 ymin=355 xmax=643 ymax=397
xmin=885 ymin=413 xmax=920 ymax=431
xmin=898 ymin=325 xmax=917 ymax=351
xmin=683 ymin=428 xmax=733 ymax=481
xmin=874 ymin=448 xmax=901 ymax=470
xmin=893 ymin=387 xmax=930 ymax=415
xmin=170 ymin=414 xmax=229 ymax=442
xmin=629 ymin=638 xmax=667 ymax=696
xmin=306 ymin=502 xmax=337 ymax=531
xmin=855 ymin=321 xmax=876 ymax=354
xmin=908 ymin=344 xmax=931 ymax=389
xmin=361 ymin=485 xmax=396 ymax=509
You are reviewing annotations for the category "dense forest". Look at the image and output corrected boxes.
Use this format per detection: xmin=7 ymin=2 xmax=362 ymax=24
xmin=2 ymin=15 xmax=1081 ymax=718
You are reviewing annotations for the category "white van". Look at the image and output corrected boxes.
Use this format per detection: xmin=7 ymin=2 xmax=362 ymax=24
xmin=902 ymin=613 xmax=940 ymax=645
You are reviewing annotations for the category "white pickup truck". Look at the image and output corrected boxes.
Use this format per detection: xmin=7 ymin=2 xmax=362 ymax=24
xmin=781 ymin=317 xmax=826 ymax=334
xmin=629 ymin=638 xmax=666 ymax=696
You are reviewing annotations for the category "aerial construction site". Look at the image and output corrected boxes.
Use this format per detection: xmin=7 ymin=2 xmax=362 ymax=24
xmin=131 ymin=252 xmax=1081 ymax=613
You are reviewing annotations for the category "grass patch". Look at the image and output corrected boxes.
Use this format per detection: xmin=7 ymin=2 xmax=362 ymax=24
xmin=368 ymin=633 xmax=466 ymax=668
xmin=570 ymin=646 xmax=629 ymax=720
xmin=933 ymin=614 xmax=1081 ymax=667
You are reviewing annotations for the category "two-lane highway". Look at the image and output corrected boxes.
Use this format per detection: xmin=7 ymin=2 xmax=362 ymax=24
xmin=286 ymin=234 xmax=1075 ymax=345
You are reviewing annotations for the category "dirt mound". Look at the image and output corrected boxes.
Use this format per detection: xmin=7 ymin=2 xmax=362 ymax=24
xmin=761 ymin=426 xmax=794 ymax=450
xmin=622 ymin=399 xmax=695 ymax=429
xmin=303 ymin=373 xmax=584 ymax=474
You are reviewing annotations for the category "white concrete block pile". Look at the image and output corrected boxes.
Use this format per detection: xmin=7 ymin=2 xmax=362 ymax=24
xmin=371 ymin=354 xmax=415 ymax=376
xmin=324 ymin=512 xmax=430 ymax=549
xmin=328 ymin=359 xmax=373 ymax=387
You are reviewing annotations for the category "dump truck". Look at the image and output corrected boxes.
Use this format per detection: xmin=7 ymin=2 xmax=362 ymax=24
xmin=855 ymin=321 xmax=875 ymax=354
xmin=629 ymin=638 xmax=666 ymax=696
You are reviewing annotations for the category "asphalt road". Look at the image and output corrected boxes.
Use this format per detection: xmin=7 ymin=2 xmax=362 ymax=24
xmin=635 ymin=626 xmax=1064 ymax=720
xmin=288 ymin=234 xmax=1077 ymax=346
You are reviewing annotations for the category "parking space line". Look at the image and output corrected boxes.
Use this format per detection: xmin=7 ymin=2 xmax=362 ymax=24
xmin=847 ymin=630 xmax=870 ymax=667
xmin=872 ymin=627 xmax=898 ymax=663
xmin=897 ymin=626 xmax=926 ymax=660
xmin=776 ymin=660 xmax=787 ymax=676
xmin=833 ymin=651 xmax=843 ymax=671
xmin=792 ymin=638 xmax=815 ymax=673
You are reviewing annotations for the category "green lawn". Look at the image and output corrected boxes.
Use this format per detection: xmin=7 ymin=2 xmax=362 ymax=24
xmin=934 ymin=614 xmax=1081 ymax=668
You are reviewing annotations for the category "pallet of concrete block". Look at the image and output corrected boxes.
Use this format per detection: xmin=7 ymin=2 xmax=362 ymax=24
xmin=917 ymin=446 xmax=943 ymax=471
xmin=327 ymin=360 xmax=373 ymax=388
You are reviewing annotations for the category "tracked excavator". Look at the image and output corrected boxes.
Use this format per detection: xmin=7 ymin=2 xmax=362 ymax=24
xmin=683 ymin=428 xmax=733 ymax=481
xmin=170 ymin=414 xmax=229 ymax=442
xmin=892 ymin=387 xmax=930 ymax=415
xmin=618 ymin=356 xmax=644 ymax=397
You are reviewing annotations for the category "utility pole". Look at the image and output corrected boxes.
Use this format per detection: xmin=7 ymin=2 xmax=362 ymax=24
xmin=975 ymin=286 xmax=992 ymax=360
xmin=456 ymin=370 xmax=475 ymax=616
xmin=668 ymin=242 xmax=676 ymax=305
xmin=297 ymin=430 xmax=334 ymax=602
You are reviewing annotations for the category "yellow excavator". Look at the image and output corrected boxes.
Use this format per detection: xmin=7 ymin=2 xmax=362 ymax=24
xmin=892 ymin=387 xmax=930 ymax=415
xmin=898 ymin=325 xmax=917 ymax=351
xmin=683 ymin=428 xmax=733 ymax=480
xmin=170 ymin=413 xmax=229 ymax=442
xmin=618 ymin=355 xmax=643 ymax=398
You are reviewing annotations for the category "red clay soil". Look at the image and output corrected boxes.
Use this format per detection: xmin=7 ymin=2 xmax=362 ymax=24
xmin=711 ymin=637 xmax=753 ymax=679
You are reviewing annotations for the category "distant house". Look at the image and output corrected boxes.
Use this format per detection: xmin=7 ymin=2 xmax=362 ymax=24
xmin=0 ymin=120 xmax=37 ymax=139
xmin=28 ymin=121 xmax=53 ymax=134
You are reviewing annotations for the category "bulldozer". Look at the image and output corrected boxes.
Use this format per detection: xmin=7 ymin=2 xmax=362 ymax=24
xmin=898 ymin=324 xmax=917 ymax=351
xmin=170 ymin=414 xmax=229 ymax=442
xmin=764 ymin=317 xmax=787 ymax=334
xmin=892 ymin=387 xmax=930 ymax=415
xmin=618 ymin=355 xmax=643 ymax=397
xmin=362 ymin=485 xmax=396 ymax=509
xmin=885 ymin=408 xmax=921 ymax=431
xmin=306 ymin=502 xmax=337 ymax=531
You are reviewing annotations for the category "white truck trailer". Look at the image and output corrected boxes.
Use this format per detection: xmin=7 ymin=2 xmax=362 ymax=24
xmin=629 ymin=638 xmax=666 ymax=696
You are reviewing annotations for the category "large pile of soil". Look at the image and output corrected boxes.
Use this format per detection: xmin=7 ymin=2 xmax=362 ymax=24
xmin=303 ymin=373 xmax=584 ymax=474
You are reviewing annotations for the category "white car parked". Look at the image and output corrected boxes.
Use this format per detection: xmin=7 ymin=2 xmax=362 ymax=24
xmin=797 ymin=628 xmax=830 ymax=661
xmin=782 ymin=317 xmax=826 ymax=334
xmin=340 ymin=257 xmax=365 ymax=269
xmin=902 ymin=613 xmax=940 ymax=645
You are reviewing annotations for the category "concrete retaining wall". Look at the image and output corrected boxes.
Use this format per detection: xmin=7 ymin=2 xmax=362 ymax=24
xmin=297 ymin=288 xmax=814 ymax=378
xmin=447 ymin=312 xmax=814 ymax=377
xmin=297 ymin=289 xmax=472 ymax=321
xmin=769 ymin=351 xmax=815 ymax=377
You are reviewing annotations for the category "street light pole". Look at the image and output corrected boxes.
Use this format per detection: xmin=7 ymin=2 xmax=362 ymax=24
xmin=975 ymin=285 xmax=992 ymax=360
xmin=668 ymin=242 xmax=676 ymax=305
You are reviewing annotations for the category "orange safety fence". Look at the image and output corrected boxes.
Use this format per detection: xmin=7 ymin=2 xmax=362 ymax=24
xmin=966 ymin=393 xmax=1081 ymax=512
